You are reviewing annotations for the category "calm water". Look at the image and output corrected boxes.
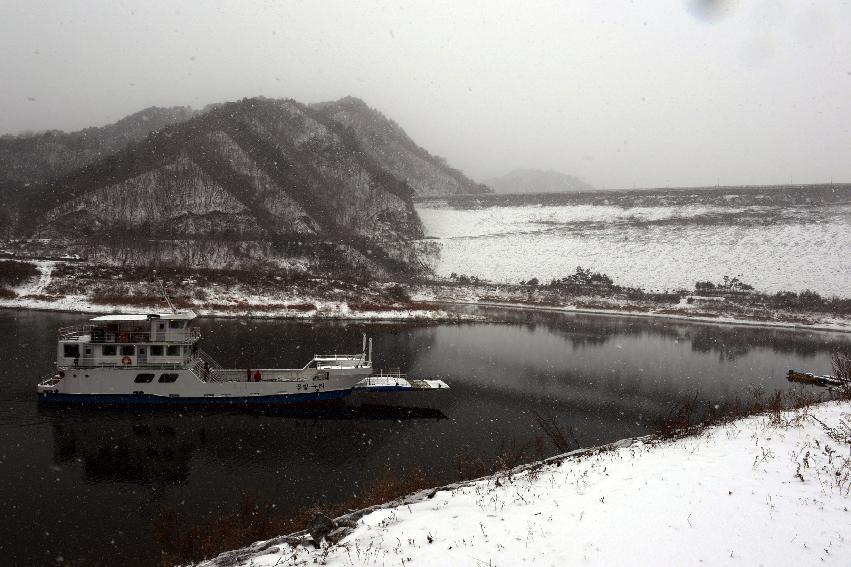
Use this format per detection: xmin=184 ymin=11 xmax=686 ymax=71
xmin=1 ymin=307 xmax=848 ymax=566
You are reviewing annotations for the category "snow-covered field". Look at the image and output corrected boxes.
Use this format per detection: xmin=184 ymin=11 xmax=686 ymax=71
xmin=417 ymin=202 xmax=851 ymax=297
xmin=205 ymin=400 xmax=851 ymax=567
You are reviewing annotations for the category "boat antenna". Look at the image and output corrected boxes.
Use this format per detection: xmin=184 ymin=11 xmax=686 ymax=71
xmin=152 ymin=272 xmax=177 ymax=313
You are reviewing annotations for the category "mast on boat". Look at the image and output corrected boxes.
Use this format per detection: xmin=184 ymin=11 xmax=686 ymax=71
xmin=153 ymin=274 xmax=177 ymax=314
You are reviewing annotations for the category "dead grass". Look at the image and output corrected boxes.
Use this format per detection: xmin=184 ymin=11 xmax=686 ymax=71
xmin=652 ymin=385 xmax=824 ymax=439
xmin=89 ymin=293 xmax=193 ymax=309
xmin=153 ymin=494 xmax=316 ymax=567
xmin=348 ymin=301 xmax=442 ymax=312
xmin=21 ymin=293 xmax=65 ymax=301
xmin=153 ymin=469 xmax=437 ymax=566
xmin=347 ymin=302 xmax=392 ymax=312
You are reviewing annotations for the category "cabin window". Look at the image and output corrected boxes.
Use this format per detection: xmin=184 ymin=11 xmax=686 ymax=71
xmin=150 ymin=345 xmax=164 ymax=356
xmin=84 ymin=347 xmax=92 ymax=356
xmin=63 ymin=344 xmax=80 ymax=358
xmin=168 ymin=320 xmax=184 ymax=329
xmin=158 ymin=323 xmax=165 ymax=330
xmin=102 ymin=345 xmax=117 ymax=356
xmin=158 ymin=373 xmax=179 ymax=383
xmin=121 ymin=345 xmax=135 ymax=356
xmin=166 ymin=345 xmax=181 ymax=356
xmin=134 ymin=373 xmax=154 ymax=383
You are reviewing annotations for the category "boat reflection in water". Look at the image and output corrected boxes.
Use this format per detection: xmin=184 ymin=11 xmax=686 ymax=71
xmin=43 ymin=402 xmax=447 ymax=485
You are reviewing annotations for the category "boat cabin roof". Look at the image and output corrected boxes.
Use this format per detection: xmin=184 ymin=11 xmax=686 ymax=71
xmin=89 ymin=311 xmax=197 ymax=322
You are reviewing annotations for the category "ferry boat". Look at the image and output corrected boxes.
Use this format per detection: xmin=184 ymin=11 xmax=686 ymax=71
xmin=37 ymin=309 xmax=447 ymax=405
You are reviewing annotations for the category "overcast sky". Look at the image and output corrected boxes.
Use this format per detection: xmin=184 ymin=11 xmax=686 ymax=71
xmin=1 ymin=0 xmax=849 ymax=188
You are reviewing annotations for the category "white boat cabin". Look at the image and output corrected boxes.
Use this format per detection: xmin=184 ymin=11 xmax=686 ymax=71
xmin=57 ymin=312 xmax=199 ymax=368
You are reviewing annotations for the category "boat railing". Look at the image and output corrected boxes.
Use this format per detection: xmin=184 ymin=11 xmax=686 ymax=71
xmin=205 ymin=369 xmax=307 ymax=383
xmin=313 ymin=354 xmax=369 ymax=369
xmin=314 ymin=353 xmax=367 ymax=361
xmin=57 ymin=325 xmax=200 ymax=344
xmin=358 ymin=368 xmax=410 ymax=387
xmin=371 ymin=368 xmax=405 ymax=378
xmin=64 ymin=358 xmax=188 ymax=370
xmin=38 ymin=371 xmax=63 ymax=387
xmin=194 ymin=348 xmax=223 ymax=370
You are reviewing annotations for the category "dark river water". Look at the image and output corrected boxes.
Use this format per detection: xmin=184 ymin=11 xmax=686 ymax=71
xmin=1 ymin=307 xmax=848 ymax=566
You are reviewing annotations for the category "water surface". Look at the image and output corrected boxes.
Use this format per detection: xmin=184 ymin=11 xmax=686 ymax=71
xmin=0 ymin=307 xmax=847 ymax=566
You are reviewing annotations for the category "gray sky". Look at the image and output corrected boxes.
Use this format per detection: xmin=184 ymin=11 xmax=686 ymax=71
xmin=2 ymin=0 xmax=850 ymax=188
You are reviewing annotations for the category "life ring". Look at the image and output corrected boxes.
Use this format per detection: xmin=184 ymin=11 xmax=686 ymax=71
xmin=121 ymin=356 xmax=132 ymax=365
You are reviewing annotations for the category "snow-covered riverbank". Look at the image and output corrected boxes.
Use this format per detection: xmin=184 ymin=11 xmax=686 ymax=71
xmin=202 ymin=399 xmax=851 ymax=567
xmin=3 ymin=259 xmax=850 ymax=330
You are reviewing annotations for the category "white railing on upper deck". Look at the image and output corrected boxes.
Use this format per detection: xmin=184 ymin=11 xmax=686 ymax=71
xmin=313 ymin=353 xmax=367 ymax=361
xmin=57 ymin=325 xmax=201 ymax=344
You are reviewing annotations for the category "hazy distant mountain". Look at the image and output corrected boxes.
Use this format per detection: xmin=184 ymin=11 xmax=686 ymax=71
xmin=14 ymin=97 xmax=443 ymax=273
xmin=484 ymin=169 xmax=594 ymax=193
xmin=313 ymin=97 xmax=490 ymax=197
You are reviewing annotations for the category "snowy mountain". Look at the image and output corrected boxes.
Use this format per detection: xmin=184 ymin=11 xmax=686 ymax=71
xmin=12 ymin=98 xmax=443 ymax=273
xmin=484 ymin=169 xmax=594 ymax=193
xmin=312 ymin=97 xmax=490 ymax=197
xmin=2 ymin=96 xmax=489 ymax=273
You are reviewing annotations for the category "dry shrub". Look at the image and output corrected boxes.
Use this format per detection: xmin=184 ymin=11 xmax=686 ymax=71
xmin=534 ymin=411 xmax=578 ymax=453
xmin=831 ymin=352 xmax=851 ymax=400
xmin=0 ymin=287 xmax=16 ymax=299
xmin=90 ymin=293 xmax=193 ymax=309
xmin=654 ymin=384 xmax=829 ymax=439
xmin=651 ymin=392 xmax=701 ymax=438
xmin=348 ymin=302 xmax=391 ymax=312
xmin=286 ymin=302 xmax=316 ymax=312
xmin=153 ymin=494 xmax=313 ymax=567
xmin=152 ymin=469 xmax=437 ymax=566
xmin=90 ymin=293 xmax=166 ymax=307
xmin=456 ymin=437 xmax=547 ymax=480
xmin=347 ymin=301 xmax=441 ymax=313
xmin=0 ymin=260 xmax=38 ymax=286
xmin=344 ymin=468 xmax=435 ymax=510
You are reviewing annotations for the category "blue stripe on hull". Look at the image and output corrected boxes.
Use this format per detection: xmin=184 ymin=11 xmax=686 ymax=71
xmin=352 ymin=386 xmax=421 ymax=393
xmin=38 ymin=390 xmax=352 ymax=406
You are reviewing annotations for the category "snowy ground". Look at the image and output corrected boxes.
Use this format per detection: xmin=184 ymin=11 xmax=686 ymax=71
xmin=0 ymin=260 xmax=478 ymax=322
xmin=417 ymin=202 xmax=851 ymax=297
xmin=203 ymin=399 xmax=851 ymax=567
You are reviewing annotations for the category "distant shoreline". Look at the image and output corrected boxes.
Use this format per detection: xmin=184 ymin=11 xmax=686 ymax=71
xmin=3 ymin=295 xmax=850 ymax=334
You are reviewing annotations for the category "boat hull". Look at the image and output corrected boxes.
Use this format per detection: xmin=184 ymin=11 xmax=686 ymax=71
xmin=38 ymin=389 xmax=352 ymax=406
xmin=38 ymin=364 xmax=372 ymax=405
